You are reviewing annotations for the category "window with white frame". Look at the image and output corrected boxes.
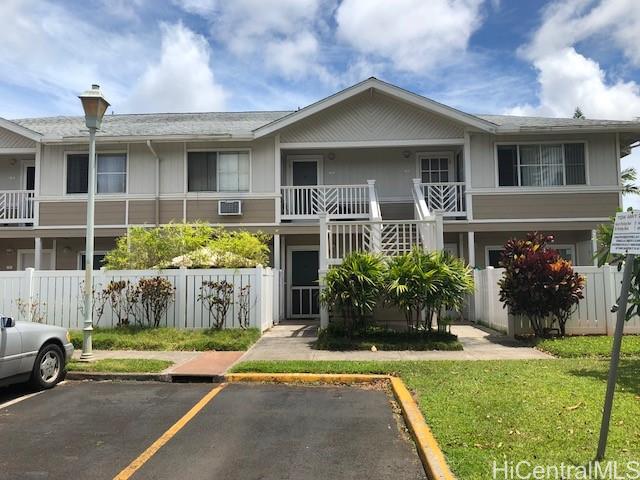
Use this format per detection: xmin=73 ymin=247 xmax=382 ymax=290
xmin=421 ymin=156 xmax=450 ymax=183
xmin=497 ymin=143 xmax=586 ymax=187
xmin=485 ymin=244 xmax=576 ymax=268
xmin=66 ymin=153 xmax=127 ymax=194
xmin=187 ymin=151 xmax=250 ymax=192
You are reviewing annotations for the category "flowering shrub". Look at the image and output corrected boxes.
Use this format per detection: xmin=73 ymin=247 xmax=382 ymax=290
xmin=498 ymin=232 xmax=585 ymax=337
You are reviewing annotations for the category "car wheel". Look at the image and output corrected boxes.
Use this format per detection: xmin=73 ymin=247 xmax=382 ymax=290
xmin=30 ymin=344 xmax=65 ymax=389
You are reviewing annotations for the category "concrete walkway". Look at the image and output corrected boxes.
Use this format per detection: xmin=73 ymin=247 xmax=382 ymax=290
xmin=239 ymin=321 xmax=552 ymax=361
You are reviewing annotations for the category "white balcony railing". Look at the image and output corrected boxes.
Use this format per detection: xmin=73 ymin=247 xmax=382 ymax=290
xmin=324 ymin=220 xmax=431 ymax=266
xmin=281 ymin=184 xmax=370 ymax=220
xmin=419 ymin=182 xmax=466 ymax=216
xmin=0 ymin=190 xmax=35 ymax=224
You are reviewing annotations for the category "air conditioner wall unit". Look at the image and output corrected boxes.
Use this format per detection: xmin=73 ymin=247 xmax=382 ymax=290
xmin=218 ymin=199 xmax=242 ymax=216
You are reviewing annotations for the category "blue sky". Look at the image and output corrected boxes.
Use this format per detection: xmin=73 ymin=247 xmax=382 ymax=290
xmin=1 ymin=0 xmax=639 ymax=205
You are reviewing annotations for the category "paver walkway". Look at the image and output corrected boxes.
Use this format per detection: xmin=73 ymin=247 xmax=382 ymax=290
xmin=239 ymin=321 xmax=552 ymax=361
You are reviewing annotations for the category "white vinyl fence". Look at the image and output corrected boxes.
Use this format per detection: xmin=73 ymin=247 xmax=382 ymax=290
xmin=473 ymin=265 xmax=640 ymax=336
xmin=0 ymin=267 xmax=280 ymax=332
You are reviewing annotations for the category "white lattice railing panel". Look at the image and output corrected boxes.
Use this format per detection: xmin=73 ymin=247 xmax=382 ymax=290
xmin=419 ymin=182 xmax=465 ymax=216
xmin=281 ymin=184 xmax=370 ymax=219
xmin=325 ymin=220 xmax=429 ymax=264
xmin=0 ymin=190 xmax=35 ymax=223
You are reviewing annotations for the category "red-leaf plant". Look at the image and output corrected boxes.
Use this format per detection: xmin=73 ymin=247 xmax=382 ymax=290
xmin=498 ymin=232 xmax=585 ymax=337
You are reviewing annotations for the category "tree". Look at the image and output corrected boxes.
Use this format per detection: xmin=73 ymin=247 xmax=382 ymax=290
xmin=573 ymin=107 xmax=585 ymax=119
xmin=498 ymin=232 xmax=584 ymax=337
xmin=621 ymin=167 xmax=639 ymax=196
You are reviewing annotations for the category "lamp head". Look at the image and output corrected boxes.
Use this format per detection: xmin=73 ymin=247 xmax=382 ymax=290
xmin=79 ymin=84 xmax=110 ymax=130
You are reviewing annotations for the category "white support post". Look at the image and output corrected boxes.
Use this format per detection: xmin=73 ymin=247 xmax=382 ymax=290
xmin=34 ymin=237 xmax=42 ymax=271
xmin=463 ymin=130 xmax=473 ymax=220
xmin=319 ymin=214 xmax=329 ymax=329
xmin=177 ymin=266 xmax=188 ymax=328
xmin=275 ymin=134 xmax=282 ymax=224
xmin=467 ymin=231 xmax=476 ymax=267
xmin=273 ymin=234 xmax=281 ymax=269
xmin=435 ymin=214 xmax=444 ymax=251
xmin=34 ymin=143 xmax=41 ymax=227
xmin=591 ymin=229 xmax=599 ymax=267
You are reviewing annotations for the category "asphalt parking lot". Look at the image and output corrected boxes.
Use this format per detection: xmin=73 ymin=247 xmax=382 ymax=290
xmin=0 ymin=381 xmax=426 ymax=480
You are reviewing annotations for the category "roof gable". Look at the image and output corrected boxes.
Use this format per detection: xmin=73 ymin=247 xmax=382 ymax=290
xmin=254 ymin=78 xmax=497 ymax=138
xmin=0 ymin=117 xmax=41 ymax=143
xmin=279 ymin=89 xmax=466 ymax=143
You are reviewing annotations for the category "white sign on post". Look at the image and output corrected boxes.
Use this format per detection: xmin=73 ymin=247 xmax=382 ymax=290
xmin=611 ymin=211 xmax=640 ymax=255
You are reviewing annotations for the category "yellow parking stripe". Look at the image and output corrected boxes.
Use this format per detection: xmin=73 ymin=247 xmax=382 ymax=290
xmin=113 ymin=383 xmax=226 ymax=480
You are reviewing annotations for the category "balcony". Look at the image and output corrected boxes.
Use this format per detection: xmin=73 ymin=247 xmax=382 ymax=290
xmin=281 ymin=184 xmax=373 ymax=220
xmin=0 ymin=190 xmax=35 ymax=224
xmin=418 ymin=182 xmax=466 ymax=217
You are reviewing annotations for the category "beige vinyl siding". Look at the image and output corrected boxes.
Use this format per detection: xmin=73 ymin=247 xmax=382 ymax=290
xmin=285 ymin=146 xmax=461 ymax=200
xmin=0 ymin=127 xmax=36 ymax=149
xmin=40 ymin=143 xmax=123 ymax=196
xmin=55 ymin=237 xmax=117 ymax=270
xmin=280 ymin=90 xmax=465 ymax=143
xmin=128 ymin=200 xmax=157 ymax=224
xmin=128 ymin=143 xmax=156 ymax=194
xmin=159 ymin=200 xmax=183 ymax=224
xmin=470 ymin=132 xmax=619 ymax=188
xmin=472 ymin=193 xmax=618 ymax=219
xmin=39 ymin=201 xmax=126 ymax=226
xmin=185 ymin=139 xmax=275 ymax=193
xmin=186 ymin=199 xmax=275 ymax=223
xmin=443 ymin=221 xmax=604 ymax=233
xmin=0 ymin=155 xmax=33 ymax=190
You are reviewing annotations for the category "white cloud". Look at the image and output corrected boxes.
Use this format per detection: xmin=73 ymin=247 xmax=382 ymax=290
xmin=264 ymin=32 xmax=321 ymax=79
xmin=335 ymin=0 xmax=485 ymax=73
xmin=125 ymin=22 xmax=226 ymax=112
xmin=511 ymin=0 xmax=640 ymax=120
xmin=172 ymin=0 xmax=216 ymax=16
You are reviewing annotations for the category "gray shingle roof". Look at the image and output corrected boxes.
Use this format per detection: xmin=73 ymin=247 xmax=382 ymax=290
xmin=8 ymin=109 xmax=640 ymax=140
xmin=477 ymin=114 xmax=640 ymax=129
xmin=12 ymin=111 xmax=293 ymax=139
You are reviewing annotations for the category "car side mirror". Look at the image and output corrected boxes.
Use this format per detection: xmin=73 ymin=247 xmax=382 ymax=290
xmin=0 ymin=317 xmax=15 ymax=328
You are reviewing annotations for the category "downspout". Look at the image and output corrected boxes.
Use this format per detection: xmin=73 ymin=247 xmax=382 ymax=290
xmin=146 ymin=140 xmax=160 ymax=226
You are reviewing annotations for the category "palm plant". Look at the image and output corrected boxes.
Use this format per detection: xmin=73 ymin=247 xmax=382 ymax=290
xmin=621 ymin=167 xmax=640 ymax=196
xmin=319 ymin=251 xmax=386 ymax=335
xmin=435 ymin=251 xmax=475 ymax=331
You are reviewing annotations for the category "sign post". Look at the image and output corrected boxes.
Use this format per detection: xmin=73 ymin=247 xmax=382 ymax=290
xmin=596 ymin=211 xmax=639 ymax=460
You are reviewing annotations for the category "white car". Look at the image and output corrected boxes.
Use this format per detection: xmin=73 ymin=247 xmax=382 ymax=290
xmin=0 ymin=316 xmax=74 ymax=389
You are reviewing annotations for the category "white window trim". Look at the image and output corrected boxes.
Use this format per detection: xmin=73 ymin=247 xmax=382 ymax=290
xmin=494 ymin=141 xmax=590 ymax=189
xmin=286 ymin=154 xmax=323 ymax=186
xmin=185 ymin=148 xmax=252 ymax=193
xmin=77 ymin=250 xmax=108 ymax=270
xmin=484 ymin=243 xmax=576 ymax=268
xmin=416 ymin=151 xmax=455 ymax=183
xmin=64 ymin=149 xmax=129 ymax=197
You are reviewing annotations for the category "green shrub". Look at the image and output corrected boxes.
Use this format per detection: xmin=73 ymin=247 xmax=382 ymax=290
xmin=103 ymin=223 xmax=271 ymax=270
xmin=385 ymin=248 xmax=473 ymax=332
xmin=320 ymin=251 xmax=386 ymax=335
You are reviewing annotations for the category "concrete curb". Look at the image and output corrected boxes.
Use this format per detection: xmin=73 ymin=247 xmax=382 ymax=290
xmin=225 ymin=373 xmax=456 ymax=480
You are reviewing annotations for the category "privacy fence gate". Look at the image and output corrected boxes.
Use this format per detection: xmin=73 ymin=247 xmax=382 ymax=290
xmin=0 ymin=267 xmax=281 ymax=332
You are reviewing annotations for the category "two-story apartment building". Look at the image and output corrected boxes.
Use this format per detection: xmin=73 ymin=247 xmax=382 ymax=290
xmin=1 ymin=78 xmax=638 ymax=319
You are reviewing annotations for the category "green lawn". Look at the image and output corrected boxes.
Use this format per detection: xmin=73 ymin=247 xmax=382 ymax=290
xmin=69 ymin=327 xmax=260 ymax=351
xmin=231 ymin=359 xmax=640 ymax=479
xmin=67 ymin=358 xmax=173 ymax=373
xmin=537 ymin=335 xmax=640 ymax=358
xmin=315 ymin=328 xmax=462 ymax=351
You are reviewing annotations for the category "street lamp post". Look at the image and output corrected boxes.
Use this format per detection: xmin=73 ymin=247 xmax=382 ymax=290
xmin=78 ymin=84 xmax=110 ymax=361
